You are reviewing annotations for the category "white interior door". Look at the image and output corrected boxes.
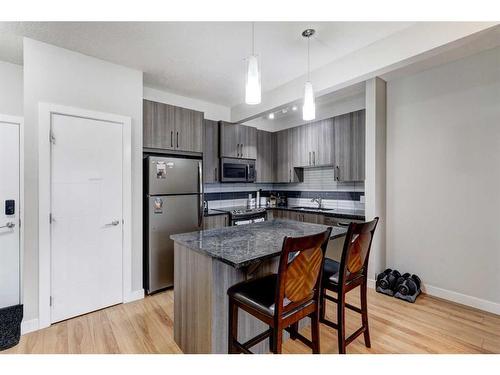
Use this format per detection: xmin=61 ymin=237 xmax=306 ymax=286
xmin=0 ymin=120 xmax=20 ymax=309
xmin=50 ymin=114 xmax=123 ymax=323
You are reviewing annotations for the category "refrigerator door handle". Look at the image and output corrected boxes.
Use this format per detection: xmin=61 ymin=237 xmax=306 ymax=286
xmin=198 ymin=161 xmax=203 ymax=228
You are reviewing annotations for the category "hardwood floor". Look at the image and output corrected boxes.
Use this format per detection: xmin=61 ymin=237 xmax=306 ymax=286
xmin=4 ymin=288 xmax=500 ymax=354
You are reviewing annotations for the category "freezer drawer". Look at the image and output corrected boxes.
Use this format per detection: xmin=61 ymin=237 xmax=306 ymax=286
xmin=147 ymin=156 xmax=201 ymax=195
xmin=147 ymin=194 xmax=201 ymax=293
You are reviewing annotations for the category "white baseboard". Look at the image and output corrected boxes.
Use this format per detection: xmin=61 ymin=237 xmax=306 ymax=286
xmin=422 ymin=284 xmax=500 ymax=315
xmin=124 ymin=289 xmax=145 ymax=303
xmin=367 ymin=278 xmax=376 ymax=289
xmin=21 ymin=319 xmax=39 ymax=335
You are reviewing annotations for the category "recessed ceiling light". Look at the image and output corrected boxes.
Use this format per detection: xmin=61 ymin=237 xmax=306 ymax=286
xmin=292 ymin=105 xmax=298 ymax=111
xmin=268 ymin=113 xmax=275 ymax=120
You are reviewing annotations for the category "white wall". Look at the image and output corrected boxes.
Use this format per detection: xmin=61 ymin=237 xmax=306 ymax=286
xmin=23 ymin=38 xmax=144 ymax=322
xmin=144 ymin=86 xmax=230 ymax=122
xmin=386 ymin=46 xmax=500 ymax=313
xmin=0 ymin=61 xmax=23 ymax=116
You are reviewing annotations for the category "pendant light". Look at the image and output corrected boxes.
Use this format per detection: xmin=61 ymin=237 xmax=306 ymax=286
xmin=302 ymin=29 xmax=316 ymax=121
xmin=245 ymin=22 xmax=261 ymax=105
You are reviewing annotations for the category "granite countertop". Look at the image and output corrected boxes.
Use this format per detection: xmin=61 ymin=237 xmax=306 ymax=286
xmin=171 ymin=219 xmax=347 ymax=269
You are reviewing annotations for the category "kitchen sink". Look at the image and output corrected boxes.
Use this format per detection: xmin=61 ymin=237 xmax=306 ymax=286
xmin=291 ymin=206 xmax=334 ymax=212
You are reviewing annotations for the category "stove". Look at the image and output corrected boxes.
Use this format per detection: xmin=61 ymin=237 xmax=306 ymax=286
xmin=214 ymin=207 xmax=267 ymax=226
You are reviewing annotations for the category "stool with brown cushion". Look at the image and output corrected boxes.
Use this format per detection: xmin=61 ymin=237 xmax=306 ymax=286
xmin=227 ymin=228 xmax=332 ymax=354
xmin=320 ymin=218 xmax=379 ymax=354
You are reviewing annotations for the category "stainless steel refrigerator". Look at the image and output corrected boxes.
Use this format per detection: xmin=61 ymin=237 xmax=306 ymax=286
xmin=144 ymin=155 xmax=202 ymax=294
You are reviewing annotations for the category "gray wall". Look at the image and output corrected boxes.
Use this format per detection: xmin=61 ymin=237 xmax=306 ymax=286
xmin=386 ymin=46 xmax=500 ymax=309
xmin=23 ymin=38 xmax=144 ymax=321
xmin=0 ymin=60 xmax=23 ymax=116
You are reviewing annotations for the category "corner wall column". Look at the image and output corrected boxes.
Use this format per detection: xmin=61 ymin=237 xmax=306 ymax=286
xmin=365 ymin=77 xmax=387 ymax=280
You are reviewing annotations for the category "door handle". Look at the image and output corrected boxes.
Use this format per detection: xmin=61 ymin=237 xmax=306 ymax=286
xmin=105 ymin=220 xmax=120 ymax=226
xmin=0 ymin=222 xmax=15 ymax=229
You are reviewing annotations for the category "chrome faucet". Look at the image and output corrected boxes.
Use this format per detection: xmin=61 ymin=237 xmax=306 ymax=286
xmin=311 ymin=196 xmax=323 ymax=209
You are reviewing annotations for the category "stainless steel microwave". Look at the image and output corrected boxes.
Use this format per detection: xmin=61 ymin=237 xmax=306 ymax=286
xmin=220 ymin=157 xmax=256 ymax=183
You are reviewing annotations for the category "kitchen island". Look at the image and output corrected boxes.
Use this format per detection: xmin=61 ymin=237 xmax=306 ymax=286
xmin=170 ymin=219 xmax=346 ymax=354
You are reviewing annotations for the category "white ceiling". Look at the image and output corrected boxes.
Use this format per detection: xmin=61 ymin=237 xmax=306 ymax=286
xmin=0 ymin=21 xmax=413 ymax=106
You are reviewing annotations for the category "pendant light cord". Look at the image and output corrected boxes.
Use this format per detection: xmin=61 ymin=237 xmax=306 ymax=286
xmin=307 ymin=36 xmax=310 ymax=81
xmin=252 ymin=22 xmax=255 ymax=55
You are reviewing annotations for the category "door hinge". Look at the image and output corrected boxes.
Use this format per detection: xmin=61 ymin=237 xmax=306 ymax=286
xmin=50 ymin=296 xmax=53 ymax=307
xmin=49 ymin=130 xmax=56 ymax=145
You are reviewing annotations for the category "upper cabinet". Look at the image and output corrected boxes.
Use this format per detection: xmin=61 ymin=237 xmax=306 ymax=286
xmin=334 ymin=109 xmax=365 ymax=181
xmin=292 ymin=119 xmax=334 ymax=168
xmin=203 ymin=119 xmax=219 ymax=183
xmin=143 ymin=99 xmax=203 ymax=153
xmin=219 ymin=122 xmax=257 ymax=159
xmin=256 ymin=129 xmax=275 ymax=183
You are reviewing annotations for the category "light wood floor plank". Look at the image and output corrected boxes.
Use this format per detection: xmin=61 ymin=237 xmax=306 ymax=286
xmin=2 ymin=288 xmax=498 ymax=354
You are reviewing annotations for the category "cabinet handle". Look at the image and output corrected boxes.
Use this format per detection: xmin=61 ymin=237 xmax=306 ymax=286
xmin=215 ymin=167 xmax=217 ymax=181
xmin=309 ymin=151 xmax=311 ymax=165
xmin=313 ymin=151 xmax=316 ymax=165
xmin=236 ymin=143 xmax=239 ymax=158
xmin=241 ymin=144 xmax=244 ymax=158
xmin=289 ymin=168 xmax=291 ymax=183
xmin=176 ymin=132 xmax=179 ymax=148
xmin=336 ymin=165 xmax=340 ymax=181
xmin=170 ymin=131 xmax=173 ymax=148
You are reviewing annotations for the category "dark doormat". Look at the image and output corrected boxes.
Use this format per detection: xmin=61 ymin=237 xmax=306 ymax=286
xmin=0 ymin=304 xmax=23 ymax=351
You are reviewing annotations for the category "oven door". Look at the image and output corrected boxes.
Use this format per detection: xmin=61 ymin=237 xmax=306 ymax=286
xmin=220 ymin=158 xmax=248 ymax=182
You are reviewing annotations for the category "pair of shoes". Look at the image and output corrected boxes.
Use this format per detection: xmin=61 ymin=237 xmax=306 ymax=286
xmin=376 ymin=269 xmax=422 ymax=303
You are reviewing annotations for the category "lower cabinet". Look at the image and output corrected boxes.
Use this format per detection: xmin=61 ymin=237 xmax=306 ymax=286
xmin=271 ymin=209 xmax=324 ymax=224
xmin=203 ymin=214 xmax=229 ymax=230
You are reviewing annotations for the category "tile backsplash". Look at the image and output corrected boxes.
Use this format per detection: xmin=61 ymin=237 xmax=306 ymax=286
xmin=204 ymin=167 xmax=364 ymax=211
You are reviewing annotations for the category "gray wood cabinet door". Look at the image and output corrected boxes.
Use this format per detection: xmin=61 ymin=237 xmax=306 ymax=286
xmin=256 ymin=129 xmax=274 ymax=183
xmin=334 ymin=109 xmax=365 ymax=181
xmin=316 ymin=118 xmax=335 ymax=166
xmin=143 ymin=99 xmax=175 ymax=149
xmin=174 ymin=106 xmax=203 ymax=153
xmin=240 ymin=125 xmax=257 ymax=159
xmin=143 ymin=99 xmax=155 ymax=148
xmin=203 ymin=214 xmax=229 ymax=230
xmin=219 ymin=121 xmax=239 ymax=158
xmin=274 ymin=128 xmax=291 ymax=183
xmin=203 ymin=119 xmax=219 ymax=183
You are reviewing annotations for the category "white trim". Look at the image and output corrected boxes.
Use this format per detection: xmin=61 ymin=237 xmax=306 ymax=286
xmin=422 ymin=283 xmax=500 ymax=316
xmin=367 ymin=278 xmax=376 ymax=289
xmin=0 ymin=114 xmax=24 ymax=309
xmin=124 ymin=289 xmax=145 ymax=303
xmin=38 ymin=103 xmax=132 ymax=329
xmin=21 ymin=318 xmax=39 ymax=335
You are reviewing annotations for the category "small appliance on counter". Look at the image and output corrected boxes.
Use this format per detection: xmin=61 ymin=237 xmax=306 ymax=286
xmin=277 ymin=192 xmax=288 ymax=208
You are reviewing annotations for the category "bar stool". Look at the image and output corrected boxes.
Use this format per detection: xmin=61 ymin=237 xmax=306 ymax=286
xmin=227 ymin=228 xmax=332 ymax=354
xmin=320 ymin=218 xmax=379 ymax=354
